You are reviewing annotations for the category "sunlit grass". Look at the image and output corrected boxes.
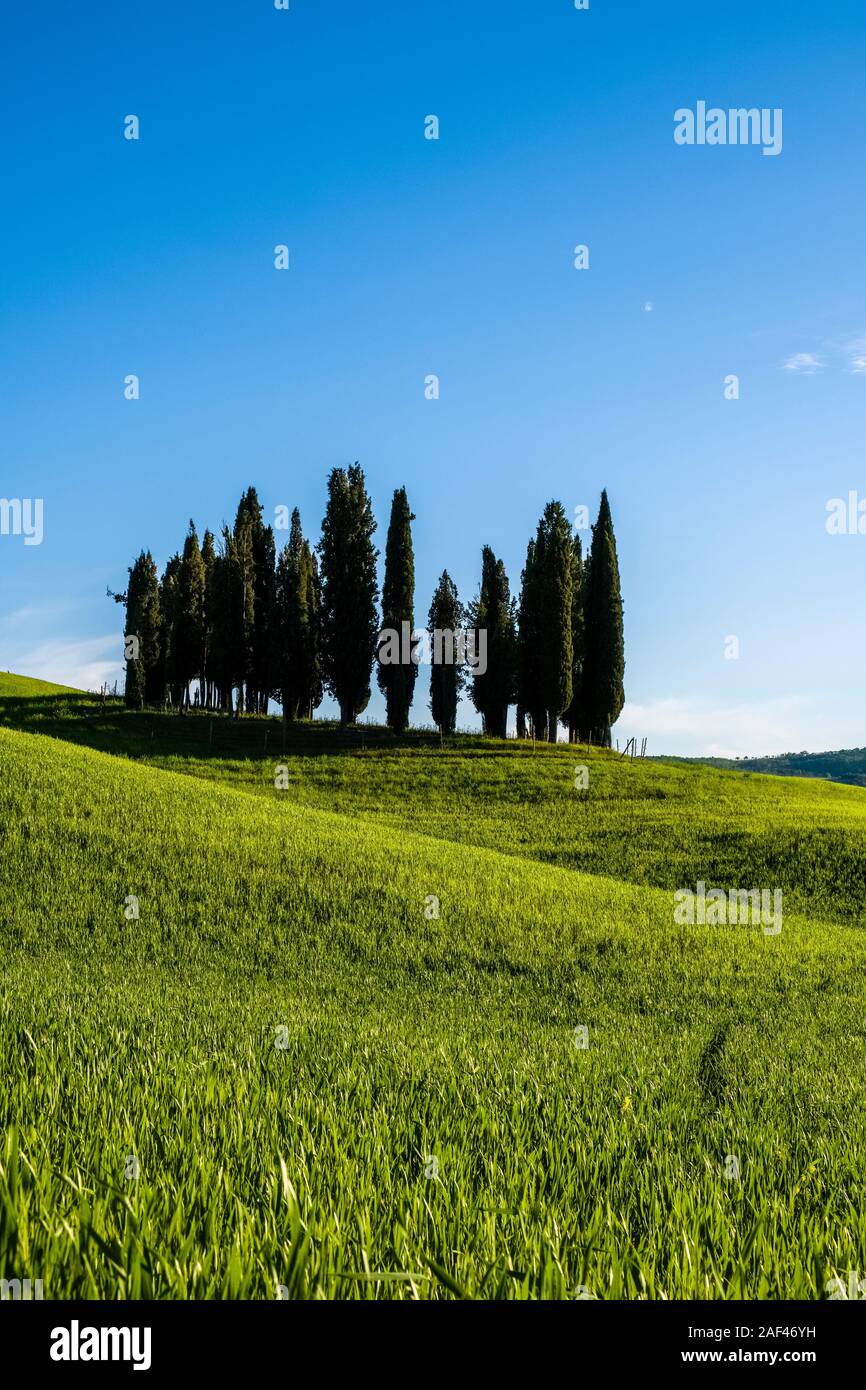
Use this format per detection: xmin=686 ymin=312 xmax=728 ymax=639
xmin=0 ymin=685 xmax=865 ymax=1298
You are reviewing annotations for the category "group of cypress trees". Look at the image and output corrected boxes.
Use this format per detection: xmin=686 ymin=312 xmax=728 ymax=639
xmin=115 ymin=469 xmax=624 ymax=745
xmin=115 ymin=485 xmax=320 ymax=720
xmin=514 ymin=491 xmax=625 ymax=745
xmin=464 ymin=491 xmax=624 ymax=745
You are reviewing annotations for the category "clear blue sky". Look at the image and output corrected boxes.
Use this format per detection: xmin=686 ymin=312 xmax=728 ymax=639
xmin=2 ymin=0 xmax=865 ymax=754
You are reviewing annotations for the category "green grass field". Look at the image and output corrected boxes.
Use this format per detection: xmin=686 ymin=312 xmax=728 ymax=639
xmin=1 ymin=672 xmax=865 ymax=1299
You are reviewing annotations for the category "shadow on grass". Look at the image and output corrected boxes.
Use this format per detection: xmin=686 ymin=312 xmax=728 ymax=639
xmin=0 ymin=691 xmax=566 ymax=765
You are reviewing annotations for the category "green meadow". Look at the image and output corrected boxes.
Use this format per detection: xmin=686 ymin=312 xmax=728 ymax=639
xmin=1 ymin=672 xmax=865 ymax=1299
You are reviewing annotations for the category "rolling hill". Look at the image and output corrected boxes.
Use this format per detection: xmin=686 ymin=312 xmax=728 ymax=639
xmin=1 ymin=673 xmax=865 ymax=1298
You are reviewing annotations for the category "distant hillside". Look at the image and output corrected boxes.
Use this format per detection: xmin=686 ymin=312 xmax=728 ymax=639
xmin=0 ymin=671 xmax=82 ymax=698
xmin=681 ymin=748 xmax=866 ymax=788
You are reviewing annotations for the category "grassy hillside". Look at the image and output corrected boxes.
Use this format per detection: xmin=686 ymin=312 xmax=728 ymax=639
xmin=5 ymin=686 xmax=866 ymax=924
xmin=1 ymin=682 xmax=865 ymax=1298
xmin=0 ymin=670 xmax=82 ymax=699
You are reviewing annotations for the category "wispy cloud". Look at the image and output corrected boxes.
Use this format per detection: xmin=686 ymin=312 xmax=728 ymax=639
xmin=782 ymin=332 xmax=866 ymax=376
xmin=617 ymin=694 xmax=820 ymax=759
xmin=0 ymin=599 xmax=78 ymax=633
xmin=0 ymin=634 xmax=122 ymax=693
xmin=783 ymin=352 xmax=823 ymax=374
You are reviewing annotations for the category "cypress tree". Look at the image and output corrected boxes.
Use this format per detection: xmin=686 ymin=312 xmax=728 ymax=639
xmin=517 ymin=537 xmax=545 ymax=739
xmin=201 ymin=528 xmax=216 ymax=709
xmin=158 ymin=554 xmax=182 ymax=707
xmin=228 ymin=514 xmax=255 ymax=714
xmin=304 ymin=548 xmax=324 ymax=718
xmin=377 ymin=487 xmax=417 ymax=733
xmin=208 ymin=532 xmax=234 ymax=713
xmin=318 ymin=464 xmax=379 ymax=726
xmin=120 ymin=551 xmax=161 ymax=708
xmin=427 ymin=570 xmax=464 ymax=735
xmin=563 ymin=532 xmax=586 ymax=742
xmin=252 ymin=521 xmax=276 ymax=714
xmin=581 ymin=490 xmax=624 ymax=747
xmin=468 ymin=546 xmax=517 ymax=738
xmin=275 ymin=509 xmax=322 ymax=721
xmin=176 ymin=520 xmax=206 ymax=710
xmin=517 ymin=502 xmax=573 ymax=741
xmin=536 ymin=501 xmax=573 ymax=742
xmin=233 ymin=488 xmax=273 ymax=714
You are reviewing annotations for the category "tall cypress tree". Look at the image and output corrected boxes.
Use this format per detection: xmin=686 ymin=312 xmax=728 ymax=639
xmin=120 ymin=551 xmax=161 ymax=708
xmin=307 ymin=550 xmax=324 ymax=718
xmin=377 ymin=487 xmax=417 ymax=733
xmin=208 ymin=532 xmax=235 ymax=713
xmin=158 ymin=554 xmax=182 ymax=707
xmin=318 ymin=464 xmax=379 ymax=726
xmin=176 ymin=520 xmax=206 ymax=710
xmin=563 ymin=532 xmax=586 ymax=743
xmin=427 ymin=570 xmax=464 ymax=735
xmin=468 ymin=546 xmax=517 ymax=738
xmin=228 ymin=512 xmax=255 ymax=714
xmin=233 ymin=488 xmax=274 ymax=714
xmin=517 ymin=536 xmax=545 ymax=739
xmin=581 ymin=490 xmax=624 ymax=747
xmin=517 ymin=502 xmax=573 ymax=741
xmin=252 ymin=521 xmax=276 ymax=714
xmin=537 ymin=500 xmax=573 ymax=742
xmin=200 ymin=528 xmax=216 ymax=709
xmin=275 ymin=509 xmax=322 ymax=721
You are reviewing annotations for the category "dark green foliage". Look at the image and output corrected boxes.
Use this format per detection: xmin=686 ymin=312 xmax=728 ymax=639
xmin=275 ymin=509 xmax=322 ymax=721
xmin=468 ymin=546 xmax=517 ymax=738
xmin=122 ymin=552 xmax=162 ymax=708
xmin=158 ymin=554 xmax=182 ymax=707
xmin=581 ymin=491 xmax=624 ymax=747
xmin=227 ymin=513 xmax=256 ymax=714
xmin=377 ymin=487 xmax=417 ymax=733
xmin=206 ymin=534 xmax=235 ymax=712
xmin=427 ymin=571 xmax=464 ymax=735
xmin=563 ymin=533 xmax=585 ymax=743
xmin=233 ymin=488 xmax=274 ymax=714
xmin=175 ymin=521 xmax=206 ymax=710
xmin=318 ymin=464 xmax=379 ymax=725
xmin=517 ymin=538 xmax=544 ymax=738
xmin=110 ymin=474 xmax=621 ymax=739
xmin=517 ymin=500 xmax=572 ymax=739
xmin=517 ymin=501 xmax=574 ymax=741
xmin=537 ymin=501 xmax=574 ymax=741
xmin=200 ymin=529 xmax=216 ymax=708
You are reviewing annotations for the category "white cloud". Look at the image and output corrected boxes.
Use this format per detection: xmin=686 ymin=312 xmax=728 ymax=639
xmin=783 ymin=352 xmax=823 ymax=374
xmin=0 ymin=599 xmax=77 ymax=632
xmin=849 ymin=355 xmax=866 ymax=374
xmin=0 ymin=634 xmax=122 ymax=694
xmin=616 ymin=694 xmax=821 ymax=759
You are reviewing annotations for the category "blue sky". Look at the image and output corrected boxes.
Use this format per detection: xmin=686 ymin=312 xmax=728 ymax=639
xmin=2 ymin=0 xmax=866 ymax=754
